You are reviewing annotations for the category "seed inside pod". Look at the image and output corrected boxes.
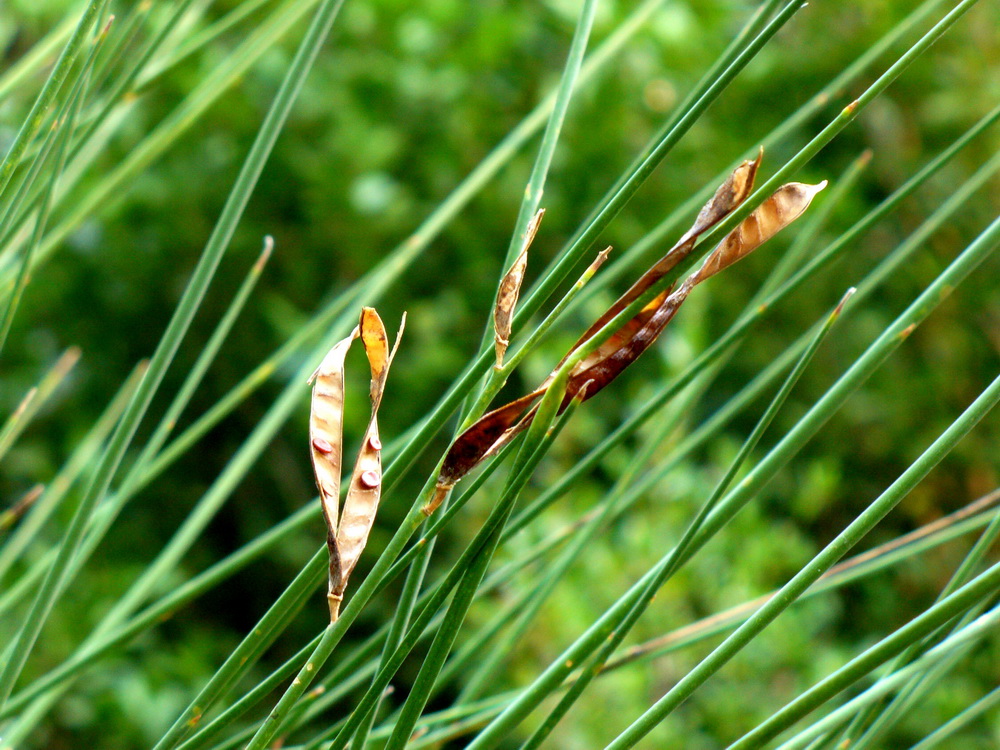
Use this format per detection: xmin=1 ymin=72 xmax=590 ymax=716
xmin=368 ymin=435 xmax=383 ymax=450
xmin=359 ymin=470 xmax=381 ymax=488
xmin=312 ymin=437 xmax=334 ymax=454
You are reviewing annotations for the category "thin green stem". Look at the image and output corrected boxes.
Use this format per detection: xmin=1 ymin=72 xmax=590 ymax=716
xmin=0 ymin=0 xmax=104 ymax=201
xmin=463 ymin=206 xmax=1000 ymax=750
xmin=522 ymin=290 xmax=852 ymax=749
xmin=839 ymin=492 xmax=1000 ymax=748
xmin=909 ymin=685 xmax=1000 ymax=750
xmin=0 ymin=17 xmax=107 ymax=352
xmin=745 ymin=600 xmax=1000 ymax=750
xmin=609 ymin=364 xmax=1000 ymax=748
xmin=0 ymin=0 xmax=348 ymax=711
xmin=0 ymin=16 xmax=75 ymax=103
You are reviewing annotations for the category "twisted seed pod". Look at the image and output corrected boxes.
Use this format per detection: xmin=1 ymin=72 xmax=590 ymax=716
xmin=494 ymin=208 xmax=544 ymax=368
xmin=308 ymin=328 xmax=359 ymax=618
xmin=432 ymin=157 xmax=827 ymax=505
xmin=329 ymin=308 xmax=405 ymax=621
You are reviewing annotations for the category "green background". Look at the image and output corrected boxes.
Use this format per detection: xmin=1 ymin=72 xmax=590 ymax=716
xmin=0 ymin=0 xmax=998 ymax=747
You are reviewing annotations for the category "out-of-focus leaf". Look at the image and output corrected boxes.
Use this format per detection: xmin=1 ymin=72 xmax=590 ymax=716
xmin=0 ymin=484 xmax=44 ymax=533
xmin=494 ymin=209 xmax=544 ymax=368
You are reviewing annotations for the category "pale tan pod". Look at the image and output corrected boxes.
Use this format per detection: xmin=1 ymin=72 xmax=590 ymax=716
xmin=494 ymin=208 xmax=544 ymax=368
xmin=691 ymin=180 xmax=828 ymax=285
xmin=308 ymin=327 xmax=359 ymax=562
xmin=331 ymin=309 xmax=405 ymax=620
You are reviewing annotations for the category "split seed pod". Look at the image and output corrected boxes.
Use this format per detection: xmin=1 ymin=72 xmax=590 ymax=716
xmin=309 ymin=307 xmax=405 ymax=622
xmin=561 ymin=148 xmax=763 ymax=374
xmin=308 ymin=328 xmax=359 ymax=598
xmin=330 ymin=308 xmax=405 ymax=620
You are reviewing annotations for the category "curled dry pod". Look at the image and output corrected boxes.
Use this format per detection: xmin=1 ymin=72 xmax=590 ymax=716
xmin=494 ymin=208 xmax=544 ymax=369
xmin=429 ymin=242 xmax=612 ymax=513
xmin=329 ymin=308 xmax=405 ymax=621
xmin=564 ymin=176 xmax=827 ymax=405
xmin=426 ymin=388 xmax=544 ymax=516
xmin=557 ymin=150 xmax=763 ymax=379
xmin=689 ymin=180 xmax=828 ymax=286
xmin=308 ymin=327 xmax=360 ymax=612
xmin=564 ymin=178 xmax=828 ymax=400
xmin=431 ymin=159 xmax=826 ymax=504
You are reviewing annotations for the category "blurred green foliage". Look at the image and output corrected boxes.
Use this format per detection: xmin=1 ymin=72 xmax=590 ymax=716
xmin=0 ymin=0 xmax=998 ymax=747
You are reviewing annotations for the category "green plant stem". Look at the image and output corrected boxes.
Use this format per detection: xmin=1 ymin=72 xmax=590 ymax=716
xmin=607 ymin=364 xmax=1000 ymax=748
xmin=0 ymin=0 xmax=218 ymax=260
xmin=381 ymin=507 xmax=512 ymax=750
xmin=524 ymin=290 xmax=853 ymax=749
xmin=502 ymin=0 xmax=598 ymax=272
xmin=908 ymin=685 xmax=1000 ymax=750
xmin=0 ymin=0 xmax=348 ymax=712
xmin=837 ymin=490 xmax=1000 ymax=748
xmin=70 ymin=0 xmax=200 ymax=176
xmin=740 ymin=600 xmax=1000 ymax=750
xmin=370 ymin=493 xmax=1000 ymax=750
xmin=455 ymin=376 xmax=702 ymax=705
xmin=327 ymin=373 xmax=575 ymax=750
xmin=84 ymin=0 xmax=149 ymax=90
xmin=289 ymin=495 xmax=1000 ymax=750
xmin=138 ymin=237 xmax=273 ymax=480
xmin=605 ymin=491 xmax=1000 ymax=671
xmin=0 ymin=18 xmax=106 ymax=352
xmin=0 ymin=0 xmax=104 ymax=201
xmin=0 ymin=15 xmax=75 ymax=103
xmin=0 ymin=18 xmax=111 ymax=298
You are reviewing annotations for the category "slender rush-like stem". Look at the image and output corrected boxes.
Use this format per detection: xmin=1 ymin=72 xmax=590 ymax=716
xmin=609 ymin=367 xmax=1000 ymax=747
xmin=0 ymin=0 xmax=349 ymax=714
